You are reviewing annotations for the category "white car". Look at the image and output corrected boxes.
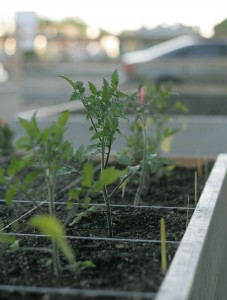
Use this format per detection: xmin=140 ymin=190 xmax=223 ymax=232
xmin=121 ymin=35 xmax=227 ymax=84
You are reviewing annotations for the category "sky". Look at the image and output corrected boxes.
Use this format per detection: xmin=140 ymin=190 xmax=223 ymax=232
xmin=0 ymin=0 xmax=227 ymax=37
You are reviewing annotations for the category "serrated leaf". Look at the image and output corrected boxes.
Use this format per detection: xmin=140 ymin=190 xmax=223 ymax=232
xmin=90 ymin=131 xmax=104 ymax=141
xmin=74 ymin=145 xmax=86 ymax=164
xmin=88 ymin=82 xmax=97 ymax=94
xmin=102 ymin=78 xmax=110 ymax=100
xmin=58 ymin=111 xmax=69 ymax=128
xmin=62 ymin=141 xmax=74 ymax=161
xmin=111 ymin=69 xmax=119 ymax=88
xmin=70 ymin=92 xmax=81 ymax=101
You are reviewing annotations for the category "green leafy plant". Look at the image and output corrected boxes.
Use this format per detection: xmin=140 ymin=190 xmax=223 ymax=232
xmin=124 ymin=82 xmax=188 ymax=205
xmin=0 ymin=111 xmax=80 ymax=276
xmin=61 ymin=70 xmax=136 ymax=237
xmin=0 ymin=119 xmax=14 ymax=156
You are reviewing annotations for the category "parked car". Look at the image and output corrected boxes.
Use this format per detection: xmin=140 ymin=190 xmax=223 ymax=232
xmin=121 ymin=35 xmax=227 ymax=84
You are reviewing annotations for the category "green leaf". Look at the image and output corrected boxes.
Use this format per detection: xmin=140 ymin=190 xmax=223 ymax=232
xmin=70 ymin=92 xmax=81 ymax=101
xmin=88 ymin=82 xmax=97 ymax=94
xmin=58 ymin=111 xmax=69 ymax=128
xmin=15 ymin=136 xmax=31 ymax=150
xmin=62 ymin=141 xmax=74 ymax=161
xmin=90 ymin=131 xmax=105 ymax=141
xmin=93 ymin=167 xmax=123 ymax=192
xmin=69 ymin=203 xmax=96 ymax=226
xmin=68 ymin=188 xmax=82 ymax=199
xmin=59 ymin=75 xmax=75 ymax=89
xmin=127 ymin=165 xmax=140 ymax=173
xmin=88 ymin=206 xmax=97 ymax=213
xmin=117 ymin=91 xmax=128 ymax=98
xmin=18 ymin=117 xmax=33 ymax=133
xmin=111 ymin=69 xmax=119 ymax=88
xmin=18 ymin=114 xmax=40 ymax=140
xmin=74 ymin=145 xmax=87 ymax=164
xmin=6 ymin=185 xmax=17 ymax=206
xmin=82 ymin=162 xmax=94 ymax=187
xmin=7 ymin=156 xmax=24 ymax=176
xmin=102 ymin=78 xmax=110 ymax=100
xmin=30 ymin=215 xmax=75 ymax=265
xmin=148 ymin=157 xmax=173 ymax=173
xmin=77 ymin=260 xmax=96 ymax=268
xmin=24 ymin=170 xmax=41 ymax=184
xmin=82 ymin=196 xmax=91 ymax=209
xmin=69 ymin=211 xmax=87 ymax=226
xmin=173 ymin=101 xmax=189 ymax=113
xmin=117 ymin=154 xmax=131 ymax=165
xmin=147 ymin=153 xmax=157 ymax=162
xmin=57 ymin=165 xmax=80 ymax=176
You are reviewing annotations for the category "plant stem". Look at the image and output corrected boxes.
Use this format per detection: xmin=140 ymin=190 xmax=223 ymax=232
xmin=101 ymin=139 xmax=113 ymax=238
xmin=134 ymin=115 xmax=147 ymax=206
xmin=104 ymin=140 xmax=112 ymax=169
xmin=102 ymin=186 xmax=113 ymax=237
xmin=109 ymin=172 xmax=132 ymax=200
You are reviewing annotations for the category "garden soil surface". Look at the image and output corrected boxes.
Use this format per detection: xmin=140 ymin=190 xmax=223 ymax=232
xmin=0 ymin=161 xmax=213 ymax=300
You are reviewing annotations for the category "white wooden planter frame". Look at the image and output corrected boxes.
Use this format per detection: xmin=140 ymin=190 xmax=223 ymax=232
xmin=155 ymin=153 xmax=227 ymax=300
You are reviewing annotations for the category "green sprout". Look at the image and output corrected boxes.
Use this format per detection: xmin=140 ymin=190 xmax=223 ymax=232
xmin=124 ymin=82 xmax=188 ymax=205
xmin=61 ymin=70 xmax=136 ymax=237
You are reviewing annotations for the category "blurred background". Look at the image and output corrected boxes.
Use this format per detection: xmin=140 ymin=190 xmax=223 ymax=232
xmin=0 ymin=0 xmax=227 ymax=122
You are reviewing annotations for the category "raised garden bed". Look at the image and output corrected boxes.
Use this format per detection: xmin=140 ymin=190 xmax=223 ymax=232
xmin=1 ymin=72 xmax=226 ymax=299
xmin=1 ymin=154 xmax=223 ymax=300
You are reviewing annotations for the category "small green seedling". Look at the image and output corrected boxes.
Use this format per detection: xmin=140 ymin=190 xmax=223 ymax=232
xmin=29 ymin=215 xmax=77 ymax=271
xmin=1 ymin=111 xmax=81 ymax=276
xmin=123 ymin=82 xmax=185 ymax=205
xmin=61 ymin=70 xmax=137 ymax=237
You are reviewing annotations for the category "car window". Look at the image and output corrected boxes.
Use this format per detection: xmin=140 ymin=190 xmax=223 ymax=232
xmin=164 ymin=44 xmax=227 ymax=58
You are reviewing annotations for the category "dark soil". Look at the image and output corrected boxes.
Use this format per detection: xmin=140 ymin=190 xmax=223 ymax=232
xmin=0 ymin=161 xmax=213 ymax=300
